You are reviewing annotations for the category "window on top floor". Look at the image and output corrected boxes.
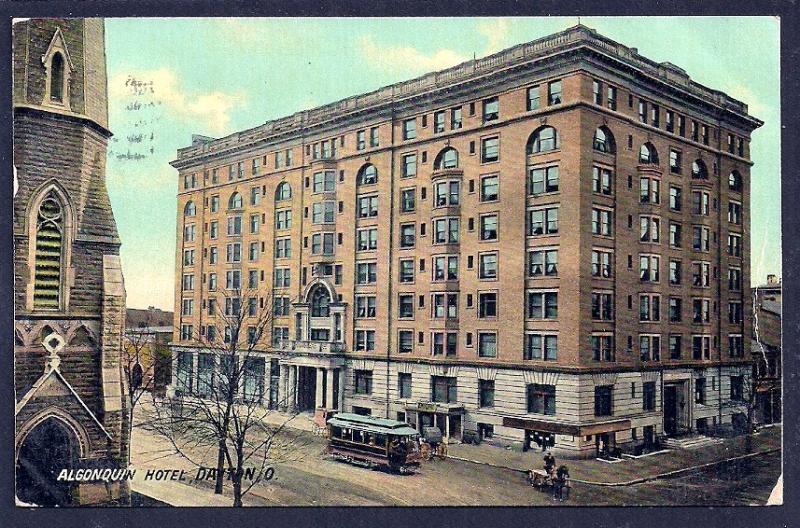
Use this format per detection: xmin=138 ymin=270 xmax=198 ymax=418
xmin=483 ymin=97 xmax=499 ymax=122
xmin=547 ymin=80 xmax=562 ymax=105
xmin=403 ymin=119 xmax=417 ymax=140
xmin=527 ymin=85 xmax=540 ymax=111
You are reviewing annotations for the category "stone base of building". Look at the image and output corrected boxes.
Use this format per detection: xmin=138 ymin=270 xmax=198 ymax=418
xmin=169 ymin=347 xmax=751 ymax=460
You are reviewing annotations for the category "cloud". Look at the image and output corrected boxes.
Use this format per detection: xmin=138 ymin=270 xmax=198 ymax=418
xmin=477 ymin=18 xmax=513 ymax=55
xmin=723 ymin=83 xmax=772 ymax=119
xmin=109 ymin=67 xmax=244 ymax=135
xmin=358 ymin=35 xmax=468 ymax=75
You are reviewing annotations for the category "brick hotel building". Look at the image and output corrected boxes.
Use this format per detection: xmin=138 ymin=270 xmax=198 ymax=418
xmin=169 ymin=25 xmax=762 ymax=457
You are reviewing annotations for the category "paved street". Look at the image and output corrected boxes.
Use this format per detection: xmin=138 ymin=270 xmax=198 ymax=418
xmin=129 ymin=405 xmax=781 ymax=507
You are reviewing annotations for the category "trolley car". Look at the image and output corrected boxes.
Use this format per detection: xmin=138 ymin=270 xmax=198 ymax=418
xmin=327 ymin=413 xmax=421 ymax=474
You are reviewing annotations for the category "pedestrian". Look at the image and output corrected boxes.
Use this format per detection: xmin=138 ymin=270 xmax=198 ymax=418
xmin=553 ymin=465 xmax=570 ymax=502
xmin=543 ymin=451 xmax=556 ymax=477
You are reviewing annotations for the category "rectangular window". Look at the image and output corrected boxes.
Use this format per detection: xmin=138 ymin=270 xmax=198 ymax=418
xmin=478 ymin=332 xmax=497 ymax=358
xmin=591 ymin=208 xmax=613 ymax=236
xmin=527 ymin=384 xmax=556 ymax=415
xmin=433 ymin=111 xmax=446 ymax=133
xmin=227 ymin=215 xmax=242 ymax=236
xmin=400 ymin=188 xmax=416 ymax=213
xmin=356 ymin=228 xmax=378 ymax=251
xmin=480 ymin=174 xmax=499 ymax=202
xmin=356 ymin=262 xmax=377 ymax=284
xmin=607 ymin=85 xmax=617 ymax=110
xmin=398 ymin=331 xmax=414 ymax=354
xmin=639 ymin=215 xmax=661 ymax=243
xmin=592 ymin=79 xmax=602 ymax=105
xmin=729 ymin=268 xmax=742 ymax=291
xmin=400 ymin=223 xmax=416 ymax=248
xmin=355 ymin=295 xmax=377 ymax=318
xmin=728 ymin=202 xmax=742 ymax=224
xmin=477 ymin=292 xmax=497 ymax=318
xmin=398 ymin=372 xmax=412 ymax=398
xmin=547 ymin=80 xmax=562 ymax=105
xmin=529 ymin=165 xmax=559 ymax=195
xmin=638 ymin=100 xmax=647 ymax=123
xmin=669 ymin=260 xmax=682 ymax=285
xmin=354 ymin=330 xmax=376 ymax=352
xmin=370 ymin=127 xmax=379 ymax=147
xmin=643 ymin=382 xmax=656 ymax=411
xmin=478 ymin=252 xmax=497 ymax=280
xmin=451 ymin=107 xmax=462 ymax=129
xmin=433 ymin=217 xmax=459 ymax=244
xmin=669 ymin=334 xmax=682 ymax=359
xmin=669 ymin=297 xmax=682 ymax=322
xmin=527 ymin=85 xmax=540 ymax=111
xmin=591 ymin=334 xmax=614 ymax=362
xmin=483 ymin=97 xmax=499 ymax=122
xmin=639 ymin=254 xmax=660 ymax=282
xmin=666 ymin=110 xmax=674 ymax=133
xmin=313 ymin=170 xmax=336 ymax=193
xmin=354 ymin=370 xmax=373 ymax=394
xmin=669 ymin=149 xmax=682 ymax=174
xmin=433 ymin=180 xmax=460 ymax=207
xmin=357 ymin=195 xmax=378 ymax=218
xmin=695 ymin=377 xmax=707 ymax=404
xmin=730 ymin=376 xmax=744 ymax=401
xmin=591 ymin=292 xmax=614 ymax=321
xmin=528 ymin=207 xmax=558 ymax=236
xmin=403 ymin=119 xmax=416 ymax=140
xmin=480 ymin=214 xmax=498 ymax=241
xmin=692 ymin=298 xmax=711 ymax=324
xmin=640 ymin=177 xmax=660 ymax=204
xmin=433 ymin=255 xmax=459 ymax=281
xmin=529 ymin=249 xmax=559 ymax=277
xmin=402 ymin=153 xmax=417 ymax=178
xmin=431 ymin=376 xmax=457 ymax=403
xmin=481 ymin=137 xmax=499 ymax=163
xmin=527 ymin=291 xmax=558 ymax=319
xmin=594 ymin=385 xmax=613 ymax=416
xmin=399 ymin=259 xmax=414 ymax=283
xmin=692 ymin=226 xmax=710 ymax=252
xmin=728 ymin=335 xmax=744 ymax=358
xmin=669 ymin=186 xmax=682 ymax=211
xmin=639 ymin=294 xmax=661 ymax=322
xmin=591 ymin=250 xmax=612 ymax=278
xmin=592 ymin=166 xmax=612 ymax=195
xmin=692 ymin=335 xmax=711 ymax=360
xmin=226 ymin=243 xmax=241 ymax=263
xmin=479 ymin=379 xmax=495 ymax=408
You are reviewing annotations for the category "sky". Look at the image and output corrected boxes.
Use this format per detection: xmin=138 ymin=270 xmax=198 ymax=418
xmin=103 ymin=16 xmax=781 ymax=310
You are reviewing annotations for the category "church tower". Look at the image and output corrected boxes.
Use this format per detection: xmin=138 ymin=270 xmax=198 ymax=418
xmin=12 ymin=18 xmax=130 ymax=506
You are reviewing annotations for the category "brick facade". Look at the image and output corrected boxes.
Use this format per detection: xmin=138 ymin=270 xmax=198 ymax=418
xmin=170 ymin=25 xmax=762 ymax=457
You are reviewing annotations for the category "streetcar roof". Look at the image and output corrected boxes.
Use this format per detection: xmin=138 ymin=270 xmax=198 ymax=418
xmin=328 ymin=413 xmax=419 ymax=435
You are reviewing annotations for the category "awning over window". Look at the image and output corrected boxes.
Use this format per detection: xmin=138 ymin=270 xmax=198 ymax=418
xmin=502 ymin=417 xmax=631 ymax=436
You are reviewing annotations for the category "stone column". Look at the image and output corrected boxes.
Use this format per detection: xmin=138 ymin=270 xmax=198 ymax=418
xmin=325 ymin=368 xmax=335 ymax=410
xmin=338 ymin=368 xmax=346 ymax=411
xmin=315 ymin=367 xmax=325 ymax=409
xmin=191 ymin=351 xmax=199 ymax=395
xmin=287 ymin=365 xmax=297 ymax=413
xmin=278 ymin=365 xmax=287 ymax=411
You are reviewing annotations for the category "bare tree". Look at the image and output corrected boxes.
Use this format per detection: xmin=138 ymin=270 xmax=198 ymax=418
xmin=122 ymin=314 xmax=170 ymax=463
xmin=143 ymin=285 xmax=309 ymax=506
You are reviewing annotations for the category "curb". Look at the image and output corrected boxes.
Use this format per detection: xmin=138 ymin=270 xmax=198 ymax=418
xmin=446 ymin=447 xmax=780 ymax=487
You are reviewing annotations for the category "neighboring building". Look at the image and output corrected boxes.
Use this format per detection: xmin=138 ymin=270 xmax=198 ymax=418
xmin=752 ymin=275 xmax=781 ymax=425
xmin=169 ymin=25 xmax=762 ymax=458
xmin=12 ymin=18 xmax=130 ymax=504
xmin=127 ymin=306 xmax=174 ymax=328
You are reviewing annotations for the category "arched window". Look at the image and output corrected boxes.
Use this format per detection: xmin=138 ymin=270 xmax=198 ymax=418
xmin=729 ymin=170 xmax=742 ymax=191
xmin=692 ymin=160 xmax=708 ymax=180
xmin=50 ymin=52 xmax=64 ymax=103
xmin=228 ymin=192 xmax=243 ymax=209
xmin=357 ymin=164 xmax=378 ymax=186
xmin=275 ymin=182 xmax=292 ymax=201
xmin=434 ymin=147 xmax=459 ymax=170
xmin=527 ymin=126 xmax=559 ymax=154
xmin=184 ymin=201 xmax=196 ymax=216
xmin=593 ymin=127 xmax=616 ymax=154
xmin=310 ymin=285 xmax=331 ymax=317
xmin=33 ymin=192 xmax=64 ymax=310
xmin=639 ymin=142 xmax=659 ymax=165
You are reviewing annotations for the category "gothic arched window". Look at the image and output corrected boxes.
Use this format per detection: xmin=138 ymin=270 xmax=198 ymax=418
xmin=33 ymin=192 xmax=65 ymax=309
xmin=310 ymin=285 xmax=331 ymax=317
xmin=50 ymin=52 xmax=64 ymax=103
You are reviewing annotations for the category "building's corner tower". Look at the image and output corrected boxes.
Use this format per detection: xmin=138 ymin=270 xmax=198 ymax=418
xmin=13 ymin=18 xmax=130 ymax=506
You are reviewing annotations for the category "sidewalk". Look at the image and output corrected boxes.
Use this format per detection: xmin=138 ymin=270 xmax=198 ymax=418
xmin=446 ymin=425 xmax=781 ymax=486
